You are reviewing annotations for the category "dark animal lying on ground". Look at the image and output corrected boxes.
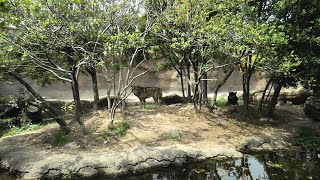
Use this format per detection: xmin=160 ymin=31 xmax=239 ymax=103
xmin=25 ymin=110 xmax=43 ymax=124
xmin=226 ymin=92 xmax=238 ymax=106
xmin=0 ymin=106 xmax=21 ymax=119
xmin=161 ymin=94 xmax=185 ymax=105
xmin=132 ymin=86 xmax=162 ymax=108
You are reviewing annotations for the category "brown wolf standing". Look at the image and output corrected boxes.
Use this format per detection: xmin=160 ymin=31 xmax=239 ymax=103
xmin=132 ymin=86 xmax=162 ymax=108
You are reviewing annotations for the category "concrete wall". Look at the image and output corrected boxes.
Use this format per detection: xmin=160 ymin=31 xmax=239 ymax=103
xmin=0 ymin=63 xmax=267 ymax=100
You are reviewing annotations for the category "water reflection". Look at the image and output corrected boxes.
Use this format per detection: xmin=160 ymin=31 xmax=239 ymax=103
xmin=118 ymin=151 xmax=320 ymax=180
xmin=1 ymin=151 xmax=319 ymax=180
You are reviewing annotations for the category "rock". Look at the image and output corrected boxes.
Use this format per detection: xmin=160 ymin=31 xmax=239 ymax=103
xmin=168 ymin=103 xmax=182 ymax=107
xmin=304 ymin=96 xmax=320 ymax=122
xmin=0 ymin=141 xmax=242 ymax=179
xmin=167 ymin=129 xmax=182 ymax=140
xmin=63 ymin=142 xmax=80 ymax=150
xmin=241 ymin=136 xmax=290 ymax=152
xmin=286 ymin=101 xmax=293 ymax=105
xmin=279 ymin=87 xmax=312 ymax=105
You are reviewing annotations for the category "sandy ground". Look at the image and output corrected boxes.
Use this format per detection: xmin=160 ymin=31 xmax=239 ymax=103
xmin=4 ymin=102 xmax=319 ymax=155
xmin=2 ymin=102 xmax=320 ymax=179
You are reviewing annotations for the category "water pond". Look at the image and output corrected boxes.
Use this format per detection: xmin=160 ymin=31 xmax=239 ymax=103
xmin=1 ymin=151 xmax=319 ymax=180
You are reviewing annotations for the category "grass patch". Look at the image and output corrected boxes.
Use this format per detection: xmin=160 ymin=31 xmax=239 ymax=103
xmin=115 ymin=121 xmax=130 ymax=137
xmin=43 ymin=131 xmax=68 ymax=146
xmin=168 ymin=133 xmax=181 ymax=141
xmin=102 ymin=121 xmax=131 ymax=140
xmin=144 ymin=103 xmax=157 ymax=110
xmin=2 ymin=123 xmax=43 ymax=136
xmin=291 ymin=127 xmax=320 ymax=150
xmin=215 ymin=96 xmax=227 ymax=107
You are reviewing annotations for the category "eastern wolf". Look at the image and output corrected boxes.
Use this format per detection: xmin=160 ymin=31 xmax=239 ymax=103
xmin=132 ymin=86 xmax=162 ymax=108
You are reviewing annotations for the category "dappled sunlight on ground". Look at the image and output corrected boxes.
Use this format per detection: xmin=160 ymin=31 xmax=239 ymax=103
xmin=1 ymin=104 xmax=317 ymax=154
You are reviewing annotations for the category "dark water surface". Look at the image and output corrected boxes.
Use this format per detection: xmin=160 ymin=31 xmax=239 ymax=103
xmin=1 ymin=151 xmax=320 ymax=180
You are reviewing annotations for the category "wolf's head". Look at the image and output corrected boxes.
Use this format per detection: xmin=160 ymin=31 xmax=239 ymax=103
xmin=131 ymin=85 xmax=142 ymax=96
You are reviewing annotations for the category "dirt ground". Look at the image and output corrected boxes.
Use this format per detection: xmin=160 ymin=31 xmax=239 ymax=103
xmin=5 ymin=102 xmax=320 ymax=155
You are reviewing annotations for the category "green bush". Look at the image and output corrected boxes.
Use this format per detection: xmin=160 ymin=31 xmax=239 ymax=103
xmin=291 ymin=127 xmax=320 ymax=150
xmin=115 ymin=121 xmax=130 ymax=137
xmin=43 ymin=131 xmax=68 ymax=146
xmin=215 ymin=96 xmax=227 ymax=107
xmin=62 ymin=102 xmax=75 ymax=114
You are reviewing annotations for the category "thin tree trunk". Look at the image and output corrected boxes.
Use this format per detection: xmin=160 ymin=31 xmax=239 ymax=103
xmin=243 ymin=72 xmax=252 ymax=112
xmin=179 ymin=60 xmax=185 ymax=99
xmin=102 ymin=66 xmax=112 ymax=111
xmin=178 ymin=57 xmax=186 ymax=98
xmin=211 ymin=66 xmax=235 ymax=107
xmin=268 ymin=82 xmax=283 ymax=115
xmin=70 ymin=71 xmax=86 ymax=134
xmin=242 ymin=73 xmax=248 ymax=111
xmin=87 ymin=67 xmax=100 ymax=111
xmin=259 ymin=78 xmax=272 ymax=111
xmin=186 ymin=60 xmax=192 ymax=103
xmin=202 ymin=71 xmax=208 ymax=105
xmin=7 ymin=71 xmax=70 ymax=134
xmin=193 ymin=60 xmax=199 ymax=105
xmin=246 ymin=73 xmax=252 ymax=107
xmin=107 ymin=83 xmax=112 ymax=112
xmin=179 ymin=71 xmax=185 ymax=99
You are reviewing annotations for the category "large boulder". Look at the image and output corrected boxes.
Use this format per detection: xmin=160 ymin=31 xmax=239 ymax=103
xmin=304 ymin=96 xmax=320 ymax=122
xmin=279 ymin=89 xmax=312 ymax=105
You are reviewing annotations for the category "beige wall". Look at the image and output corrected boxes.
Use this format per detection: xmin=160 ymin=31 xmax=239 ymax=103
xmin=0 ymin=66 xmax=267 ymax=100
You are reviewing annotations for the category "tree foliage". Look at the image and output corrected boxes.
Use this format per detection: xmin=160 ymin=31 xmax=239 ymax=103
xmin=1 ymin=0 xmax=319 ymax=132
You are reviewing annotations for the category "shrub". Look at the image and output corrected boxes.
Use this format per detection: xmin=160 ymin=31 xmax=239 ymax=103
xmin=216 ymin=96 xmax=227 ymax=107
xmin=115 ymin=121 xmax=130 ymax=137
xmin=43 ymin=131 xmax=68 ymax=146
xmin=62 ymin=102 xmax=75 ymax=114
xmin=291 ymin=127 xmax=320 ymax=150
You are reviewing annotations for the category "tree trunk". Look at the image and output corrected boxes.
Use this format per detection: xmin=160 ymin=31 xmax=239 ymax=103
xmin=102 ymin=66 xmax=112 ymax=111
xmin=7 ymin=71 xmax=70 ymax=134
xmin=268 ymin=82 xmax=283 ymax=115
xmin=246 ymin=73 xmax=251 ymax=107
xmin=70 ymin=72 xmax=86 ymax=134
xmin=242 ymin=73 xmax=248 ymax=111
xmin=87 ymin=67 xmax=99 ymax=111
xmin=259 ymin=78 xmax=272 ymax=111
xmin=186 ymin=60 xmax=192 ymax=103
xmin=107 ymin=84 xmax=112 ymax=112
xmin=202 ymin=71 xmax=208 ymax=105
xmin=192 ymin=60 xmax=199 ymax=105
xmin=65 ymin=47 xmax=85 ymax=134
xmin=179 ymin=61 xmax=185 ymax=99
xmin=243 ymin=71 xmax=252 ymax=112
xmin=179 ymin=71 xmax=185 ymax=99
xmin=110 ymin=99 xmax=117 ymax=124
xmin=211 ymin=66 xmax=235 ymax=108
